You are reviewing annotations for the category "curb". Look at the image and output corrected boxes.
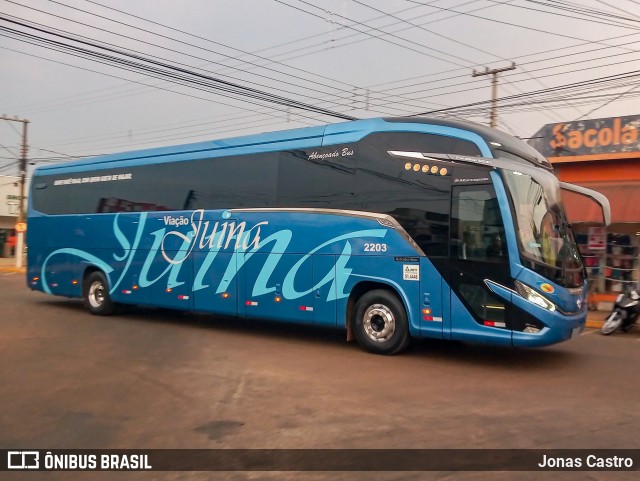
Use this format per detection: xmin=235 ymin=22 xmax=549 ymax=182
xmin=586 ymin=319 xmax=604 ymax=330
xmin=0 ymin=267 xmax=25 ymax=274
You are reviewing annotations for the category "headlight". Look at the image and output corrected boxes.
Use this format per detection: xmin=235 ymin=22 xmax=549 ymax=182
xmin=515 ymin=281 xmax=556 ymax=312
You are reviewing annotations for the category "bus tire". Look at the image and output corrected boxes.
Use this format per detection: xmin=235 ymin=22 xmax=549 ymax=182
xmin=353 ymin=289 xmax=410 ymax=355
xmin=83 ymin=271 xmax=116 ymax=316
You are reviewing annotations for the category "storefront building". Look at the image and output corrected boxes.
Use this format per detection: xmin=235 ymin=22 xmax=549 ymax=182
xmin=0 ymin=175 xmax=27 ymax=257
xmin=529 ymin=115 xmax=640 ymax=304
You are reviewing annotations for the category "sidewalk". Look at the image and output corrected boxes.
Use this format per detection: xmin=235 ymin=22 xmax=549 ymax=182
xmin=0 ymin=256 xmax=25 ymax=273
xmin=0 ymin=255 xmax=610 ymax=329
xmin=585 ymin=309 xmax=609 ymax=330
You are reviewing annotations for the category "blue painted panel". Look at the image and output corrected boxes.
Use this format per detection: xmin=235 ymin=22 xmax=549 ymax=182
xmin=108 ymin=250 xmax=150 ymax=306
xmin=419 ymin=257 xmax=444 ymax=339
xmin=41 ymin=253 xmax=73 ymax=297
xmin=141 ymin=249 xmax=193 ymax=310
xmin=192 ymin=252 xmax=238 ymax=316
xmin=441 ymin=278 xmax=452 ymax=340
xmin=242 ymin=252 xmax=314 ymax=323
xmin=313 ymin=255 xmax=338 ymax=327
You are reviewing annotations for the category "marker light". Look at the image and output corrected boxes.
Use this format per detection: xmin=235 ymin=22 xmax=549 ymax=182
xmin=515 ymin=281 xmax=556 ymax=312
xmin=221 ymin=293 xmax=230 ymax=299
xmin=274 ymin=296 xmax=282 ymax=303
xmin=483 ymin=320 xmax=506 ymax=328
xmin=404 ymin=162 xmax=412 ymax=171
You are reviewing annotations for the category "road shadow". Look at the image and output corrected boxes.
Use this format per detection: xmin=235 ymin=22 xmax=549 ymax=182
xmin=404 ymin=337 xmax=580 ymax=371
xmin=37 ymin=297 xmax=582 ymax=370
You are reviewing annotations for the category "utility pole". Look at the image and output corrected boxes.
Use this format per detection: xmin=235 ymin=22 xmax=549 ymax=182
xmin=472 ymin=62 xmax=516 ymax=128
xmin=1 ymin=114 xmax=30 ymax=268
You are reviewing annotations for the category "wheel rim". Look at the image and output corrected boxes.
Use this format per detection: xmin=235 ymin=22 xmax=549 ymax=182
xmin=88 ymin=280 xmax=105 ymax=309
xmin=363 ymin=303 xmax=396 ymax=342
xmin=601 ymin=313 xmax=622 ymax=334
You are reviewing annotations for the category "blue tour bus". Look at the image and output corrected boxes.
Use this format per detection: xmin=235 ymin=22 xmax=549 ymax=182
xmin=26 ymin=117 xmax=610 ymax=354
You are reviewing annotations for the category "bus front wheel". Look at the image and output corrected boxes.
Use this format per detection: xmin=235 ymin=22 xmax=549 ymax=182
xmin=83 ymin=271 xmax=116 ymax=316
xmin=353 ymin=289 xmax=409 ymax=355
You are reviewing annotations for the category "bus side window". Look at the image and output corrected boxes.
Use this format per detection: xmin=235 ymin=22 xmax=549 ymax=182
xmin=451 ymin=185 xmax=507 ymax=262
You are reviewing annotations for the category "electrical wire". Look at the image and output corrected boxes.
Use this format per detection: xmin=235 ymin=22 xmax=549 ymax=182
xmin=0 ymin=16 xmax=358 ymax=121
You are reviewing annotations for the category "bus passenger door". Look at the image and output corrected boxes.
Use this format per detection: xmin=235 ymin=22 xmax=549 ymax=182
xmin=447 ymin=182 xmax=513 ymax=345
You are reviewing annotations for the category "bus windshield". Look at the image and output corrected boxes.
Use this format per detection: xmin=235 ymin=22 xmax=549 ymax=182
xmin=502 ymin=169 xmax=584 ymax=288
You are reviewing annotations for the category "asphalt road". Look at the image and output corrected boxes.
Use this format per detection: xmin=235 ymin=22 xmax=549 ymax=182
xmin=1 ymin=270 xmax=639 ymax=481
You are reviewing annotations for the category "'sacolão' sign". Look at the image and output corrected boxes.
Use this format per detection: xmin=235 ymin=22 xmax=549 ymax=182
xmin=529 ymin=115 xmax=640 ymax=159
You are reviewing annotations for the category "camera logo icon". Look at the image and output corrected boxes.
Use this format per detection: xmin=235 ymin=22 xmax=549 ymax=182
xmin=7 ymin=451 xmax=39 ymax=469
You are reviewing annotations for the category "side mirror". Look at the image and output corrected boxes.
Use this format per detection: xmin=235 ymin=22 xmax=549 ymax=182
xmin=559 ymin=182 xmax=611 ymax=226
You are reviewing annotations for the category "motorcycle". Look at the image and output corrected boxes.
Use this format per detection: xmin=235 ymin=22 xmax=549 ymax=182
xmin=600 ymin=289 xmax=640 ymax=335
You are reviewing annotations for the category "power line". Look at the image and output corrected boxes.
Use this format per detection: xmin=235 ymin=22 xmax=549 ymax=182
xmin=0 ymin=16 xmax=357 ymax=121
xmin=471 ymin=63 xmax=517 ymax=128
xmin=2 ymin=6 xmax=362 ymax=112
xmin=405 ymin=0 xmax=640 ymax=50
xmin=350 ymin=0 xmax=512 ymax=63
xmin=10 ymin=0 xmax=363 ymax=102
xmin=488 ymin=0 xmax=640 ymax=30
xmin=0 ymin=44 xmax=328 ymax=127
xmin=348 ymin=0 xmax=588 ymax=120
xmin=3 ymin=4 xmax=422 ymax=115
xmin=81 ymin=0 xmax=361 ymax=92
xmin=273 ymin=0 xmax=476 ymax=68
xmin=405 ymin=68 xmax=640 ymax=117
xmin=8 ymin=0 xmax=460 ymax=116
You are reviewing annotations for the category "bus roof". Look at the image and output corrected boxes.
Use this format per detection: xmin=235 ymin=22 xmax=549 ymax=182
xmin=34 ymin=117 xmax=547 ymax=176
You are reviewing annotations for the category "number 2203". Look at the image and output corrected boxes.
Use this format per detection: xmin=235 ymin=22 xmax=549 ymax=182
xmin=364 ymin=243 xmax=387 ymax=252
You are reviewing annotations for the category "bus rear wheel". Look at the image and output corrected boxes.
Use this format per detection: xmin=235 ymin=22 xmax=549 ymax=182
xmin=353 ymin=289 xmax=409 ymax=355
xmin=83 ymin=271 xmax=116 ymax=316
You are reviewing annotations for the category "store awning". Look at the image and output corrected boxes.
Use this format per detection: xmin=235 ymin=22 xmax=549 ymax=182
xmin=561 ymin=182 xmax=640 ymax=224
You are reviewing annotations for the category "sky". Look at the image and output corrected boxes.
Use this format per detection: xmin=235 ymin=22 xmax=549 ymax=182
xmin=3 ymin=0 xmax=640 ymax=177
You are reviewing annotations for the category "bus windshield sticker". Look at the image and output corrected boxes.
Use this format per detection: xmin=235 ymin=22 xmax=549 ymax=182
xmin=403 ymin=264 xmax=420 ymax=281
